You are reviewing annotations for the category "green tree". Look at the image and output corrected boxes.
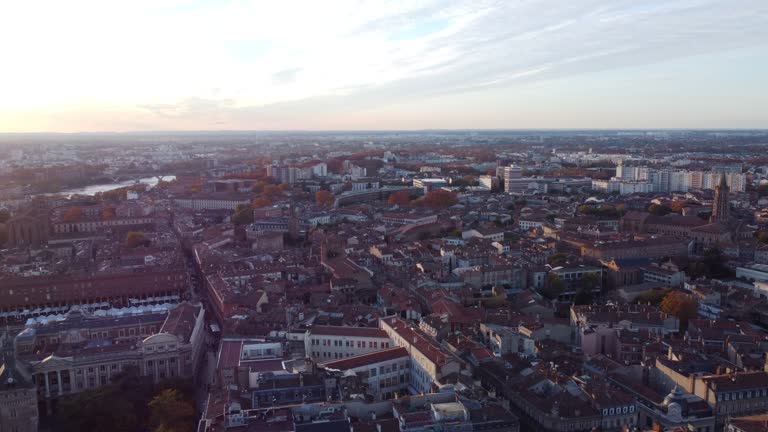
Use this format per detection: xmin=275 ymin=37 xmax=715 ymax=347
xmin=541 ymin=274 xmax=565 ymax=300
xmin=231 ymin=205 xmax=254 ymax=225
xmin=574 ymin=289 xmax=593 ymax=305
xmin=57 ymin=383 xmax=140 ymax=432
xmin=149 ymin=389 xmax=196 ymax=432
xmin=647 ymin=204 xmax=673 ymax=216
xmin=547 ymin=253 xmax=569 ymax=267
xmin=634 ymin=288 xmax=671 ymax=305
xmin=580 ymin=272 xmax=600 ymax=291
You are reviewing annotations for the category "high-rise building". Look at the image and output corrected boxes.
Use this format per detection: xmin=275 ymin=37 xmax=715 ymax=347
xmin=710 ymin=174 xmax=730 ymax=223
xmin=503 ymin=165 xmax=523 ymax=192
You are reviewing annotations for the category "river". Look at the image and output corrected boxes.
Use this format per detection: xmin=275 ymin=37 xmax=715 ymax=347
xmin=59 ymin=175 xmax=176 ymax=196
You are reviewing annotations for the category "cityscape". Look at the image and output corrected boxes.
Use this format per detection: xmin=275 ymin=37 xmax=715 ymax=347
xmin=1 ymin=130 xmax=768 ymax=432
xmin=1 ymin=1 xmax=768 ymax=432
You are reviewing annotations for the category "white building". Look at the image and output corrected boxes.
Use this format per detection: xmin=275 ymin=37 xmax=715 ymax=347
xmin=319 ymin=347 xmax=410 ymax=400
xmin=174 ymin=196 xmax=250 ymax=211
xmin=736 ymin=264 xmax=768 ymax=283
xmin=305 ymin=326 xmax=392 ymax=361
xmin=379 ymin=317 xmax=462 ymax=394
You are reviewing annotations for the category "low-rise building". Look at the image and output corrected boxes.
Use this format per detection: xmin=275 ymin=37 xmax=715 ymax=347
xmin=305 ymin=326 xmax=392 ymax=362
xmin=16 ymin=303 xmax=205 ymax=406
xmin=320 ymin=347 xmax=410 ymax=400
xmin=379 ymin=317 xmax=462 ymax=394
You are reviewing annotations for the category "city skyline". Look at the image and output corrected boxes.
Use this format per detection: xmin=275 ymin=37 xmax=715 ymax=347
xmin=2 ymin=0 xmax=767 ymax=133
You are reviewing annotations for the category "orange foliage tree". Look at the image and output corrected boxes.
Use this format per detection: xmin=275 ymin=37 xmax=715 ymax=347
xmin=101 ymin=207 xmax=116 ymax=220
xmin=660 ymin=291 xmax=698 ymax=330
xmin=62 ymin=207 xmax=84 ymax=222
xmin=423 ymin=190 xmax=458 ymax=208
xmin=315 ymin=190 xmax=334 ymax=207
xmin=388 ymin=191 xmax=412 ymax=206
xmin=252 ymin=196 xmax=272 ymax=208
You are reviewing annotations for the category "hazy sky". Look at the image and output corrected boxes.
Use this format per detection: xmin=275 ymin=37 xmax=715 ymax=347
xmin=1 ymin=0 xmax=767 ymax=132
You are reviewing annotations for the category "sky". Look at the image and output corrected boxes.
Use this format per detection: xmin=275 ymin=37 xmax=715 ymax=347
xmin=1 ymin=0 xmax=767 ymax=132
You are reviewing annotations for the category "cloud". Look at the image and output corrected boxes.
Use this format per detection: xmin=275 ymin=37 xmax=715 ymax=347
xmin=2 ymin=0 xmax=768 ymax=131
xmin=272 ymin=68 xmax=302 ymax=85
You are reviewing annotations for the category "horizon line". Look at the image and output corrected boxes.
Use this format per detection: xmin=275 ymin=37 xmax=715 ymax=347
xmin=2 ymin=127 xmax=768 ymax=135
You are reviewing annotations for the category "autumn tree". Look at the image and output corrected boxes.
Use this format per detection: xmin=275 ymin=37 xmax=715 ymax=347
xmin=423 ymin=190 xmax=458 ymax=208
xmin=388 ymin=190 xmax=412 ymax=206
xmin=315 ymin=190 xmax=334 ymax=207
xmin=757 ymin=231 xmax=768 ymax=244
xmin=669 ymin=201 xmax=688 ymax=213
xmin=101 ymin=207 xmax=116 ymax=220
xmin=660 ymin=291 xmax=698 ymax=331
xmin=125 ymin=231 xmax=147 ymax=248
xmin=149 ymin=389 xmax=196 ymax=432
xmin=252 ymin=196 xmax=272 ymax=208
xmin=62 ymin=207 xmax=85 ymax=222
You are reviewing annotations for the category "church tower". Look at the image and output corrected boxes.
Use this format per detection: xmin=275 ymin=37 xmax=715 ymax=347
xmin=710 ymin=174 xmax=730 ymax=223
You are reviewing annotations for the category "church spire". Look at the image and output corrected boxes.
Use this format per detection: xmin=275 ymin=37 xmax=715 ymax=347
xmin=710 ymin=174 xmax=729 ymax=223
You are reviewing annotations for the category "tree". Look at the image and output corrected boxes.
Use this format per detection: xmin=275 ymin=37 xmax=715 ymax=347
xmin=388 ymin=190 xmax=412 ymax=206
xmin=0 ymin=208 xmax=10 ymax=223
xmin=574 ymin=289 xmax=593 ymax=305
xmin=461 ymin=175 xmax=478 ymax=186
xmin=342 ymin=181 xmax=353 ymax=191
xmin=58 ymin=387 xmax=139 ymax=432
xmin=423 ymin=190 xmax=458 ymax=208
xmin=101 ymin=207 xmax=116 ymax=220
xmin=580 ymin=272 xmax=601 ymax=292
xmin=125 ymin=231 xmax=147 ymax=248
xmin=62 ymin=207 xmax=85 ymax=222
xmin=647 ymin=204 xmax=673 ymax=216
xmin=660 ymin=291 xmax=698 ymax=331
xmin=315 ymin=190 xmax=334 ymax=207
xmin=541 ymin=274 xmax=565 ymax=300
xmin=149 ymin=389 xmax=196 ymax=432
xmin=670 ymin=201 xmax=687 ymax=213
xmin=634 ymin=288 xmax=671 ymax=305
xmin=572 ymin=273 xmax=600 ymax=305
xmin=547 ymin=253 xmax=569 ymax=267
xmin=252 ymin=196 xmax=272 ymax=208
xmin=758 ymin=231 xmax=768 ymax=244
xmin=231 ymin=206 xmax=254 ymax=225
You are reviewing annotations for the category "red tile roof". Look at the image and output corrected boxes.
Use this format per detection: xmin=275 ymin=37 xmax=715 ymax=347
xmin=321 ymin=347 xmax=409 ymax=371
